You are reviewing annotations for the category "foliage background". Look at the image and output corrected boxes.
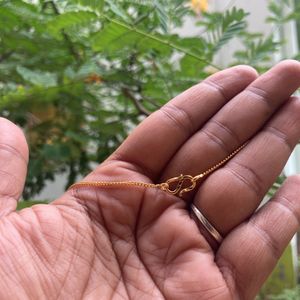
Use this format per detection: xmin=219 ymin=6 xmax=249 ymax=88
xmin=0 ymin=0 xmax=298 ymax=199
xmin=1 ymin=1 xmax=300 ymax=298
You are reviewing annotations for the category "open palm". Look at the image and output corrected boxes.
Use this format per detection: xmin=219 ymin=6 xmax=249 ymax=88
xmin=1 ymin=60 xmax=300 ymax=300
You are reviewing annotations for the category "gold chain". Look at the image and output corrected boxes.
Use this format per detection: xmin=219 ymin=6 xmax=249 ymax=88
xmin=69 ymin=143 xmax=246 ymax=197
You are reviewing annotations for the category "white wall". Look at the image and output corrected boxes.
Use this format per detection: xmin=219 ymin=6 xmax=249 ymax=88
xmin=214 ymin=0 xmax=273 ymax=67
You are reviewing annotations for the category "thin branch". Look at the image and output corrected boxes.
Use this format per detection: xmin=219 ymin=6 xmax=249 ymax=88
xmin=143 ymin=96 xmax=161 ymax=109
xmin=122 ymin=87 xmax=151 ymax=116
xmin=103 ymin=15 xmax=221 ymax=70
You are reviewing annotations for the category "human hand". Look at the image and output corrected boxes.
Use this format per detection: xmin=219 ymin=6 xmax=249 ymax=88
xmin=1 ymin=60 xmax=300 ymax=300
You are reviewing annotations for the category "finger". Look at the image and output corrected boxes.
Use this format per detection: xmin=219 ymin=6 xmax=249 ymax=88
xmin=161 ymin=60 xmax=300 ymax=185
xmin=194 ymin=96 xmax=300 ymax=234
xmin=0 ymin=118 xmax=29 ymax=216
xmin=106 ymin=66 xmax=257 ymax=180
xmin=216 ymin=175 xmax=300 ymax=300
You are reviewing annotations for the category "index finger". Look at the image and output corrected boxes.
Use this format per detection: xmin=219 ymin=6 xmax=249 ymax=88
xmin=107 ymin=66 xmax=258 ymax=180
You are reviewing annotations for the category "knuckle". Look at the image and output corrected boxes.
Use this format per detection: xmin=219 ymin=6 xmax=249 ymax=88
xmin=273 ymin=196 xmax=300 ymax=227
xmin=202 ymin=79 xmax=229 ymax=102
xmin=204 ymin=119 xmax=241 ymax=149
xmin=271 ymin=175 xmax=300 ymax=227
xmin=250 ymin=219 xmax=283 ymax=260
xmin=224 ymin=160 xmax=264 ymax=197
xmin=159 ymin=103 xmax=195 ymax=136
xmin=263 ymin=126 xmax=293 ymax=151
xmin=244 ymin=86 xmax=273 ymax=113
xmin=201 ymin=127 xmax=233 ymax=155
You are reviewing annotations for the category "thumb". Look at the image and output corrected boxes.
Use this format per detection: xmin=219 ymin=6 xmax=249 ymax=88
xmin=0 ymin=118 xmax=29 ymax=216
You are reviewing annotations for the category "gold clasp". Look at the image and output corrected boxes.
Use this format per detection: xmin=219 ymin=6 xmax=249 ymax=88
xmin=159 ymin=174 xmax=197 ymax=197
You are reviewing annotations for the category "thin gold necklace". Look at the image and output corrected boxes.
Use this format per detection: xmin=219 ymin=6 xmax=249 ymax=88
xmin=69 ymin=143 xmax=246 ymax=197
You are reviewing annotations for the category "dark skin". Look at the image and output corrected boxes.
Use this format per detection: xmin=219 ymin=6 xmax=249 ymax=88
xmin=1 ymin=60 xmax=300 ymax=299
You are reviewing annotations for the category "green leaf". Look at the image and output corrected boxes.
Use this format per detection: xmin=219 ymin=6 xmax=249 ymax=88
xmin=142 ymin=78 xmax=169 ymax=101
xmin=2 ymin=32 xmax=39 ymax=53
xmin=92 ymin=19 xmax=214 ymax=66
xmin=179 ymin=55 xmax=206 ymax=77
xmin=65 ymin=130 xmax=90 ymax=144
xmin=214 ymin=21 xmax=246 ymax=52
xmin=16 ymin=66 xmax=58 ymax=87
xmin=92 ymin=21 xmax=169 ymax=53
xmin=91 ymin=22 xmax=130 ymax=51
xmin=154 ymin=0 xmax=169 ymax=33
xmin=76 ymin=0 xmax=104 ymax=11
xmin=0 ymin=6 xmax=22 ymax=29
xmin=200 ymin=7 xmax=248 ymax=54
xmin=42 ymin=144 xmax=71 ymax=160
xmin=267 ymin=175 xmax=286 ymax=197
xmin=47 ymin=11 xmax=98 ymax=37
xmin=92 ymin=22 xmax=172 ymax=55
xmin=105 ymin=0 xmax=131 ymax=23
xmin=234 ymin=35 xmax=280 ymax=67
xmin=3 ymin=1 xmax=41 ymax=21
xmin=174 ymin=36 xmax=208 ymax=54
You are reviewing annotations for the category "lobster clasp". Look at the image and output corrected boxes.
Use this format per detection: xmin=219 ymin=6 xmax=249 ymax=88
xmin=160 ymin=174 xmax=197 ymax=197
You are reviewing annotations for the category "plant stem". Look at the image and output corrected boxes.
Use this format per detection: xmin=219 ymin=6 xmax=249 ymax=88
xmin=103 ymin=15 xmax=222 ymax=71
xmin=122 ymin=87 xmax=151 ymax=116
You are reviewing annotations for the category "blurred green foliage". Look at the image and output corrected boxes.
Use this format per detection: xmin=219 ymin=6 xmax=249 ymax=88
xmin=270 ymin=288 xmax=300 ymax=300
xmin=17 ymin=200 xmax=48 ymax=210
xmin=258 ymin=244 xmax=298 ymax=300
xmin=0 ymin=0 xmax=298 ymax=198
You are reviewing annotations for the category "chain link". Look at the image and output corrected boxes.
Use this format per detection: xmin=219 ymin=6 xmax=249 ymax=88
xmin=69 ymin=143 xmax=247 ymax=197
